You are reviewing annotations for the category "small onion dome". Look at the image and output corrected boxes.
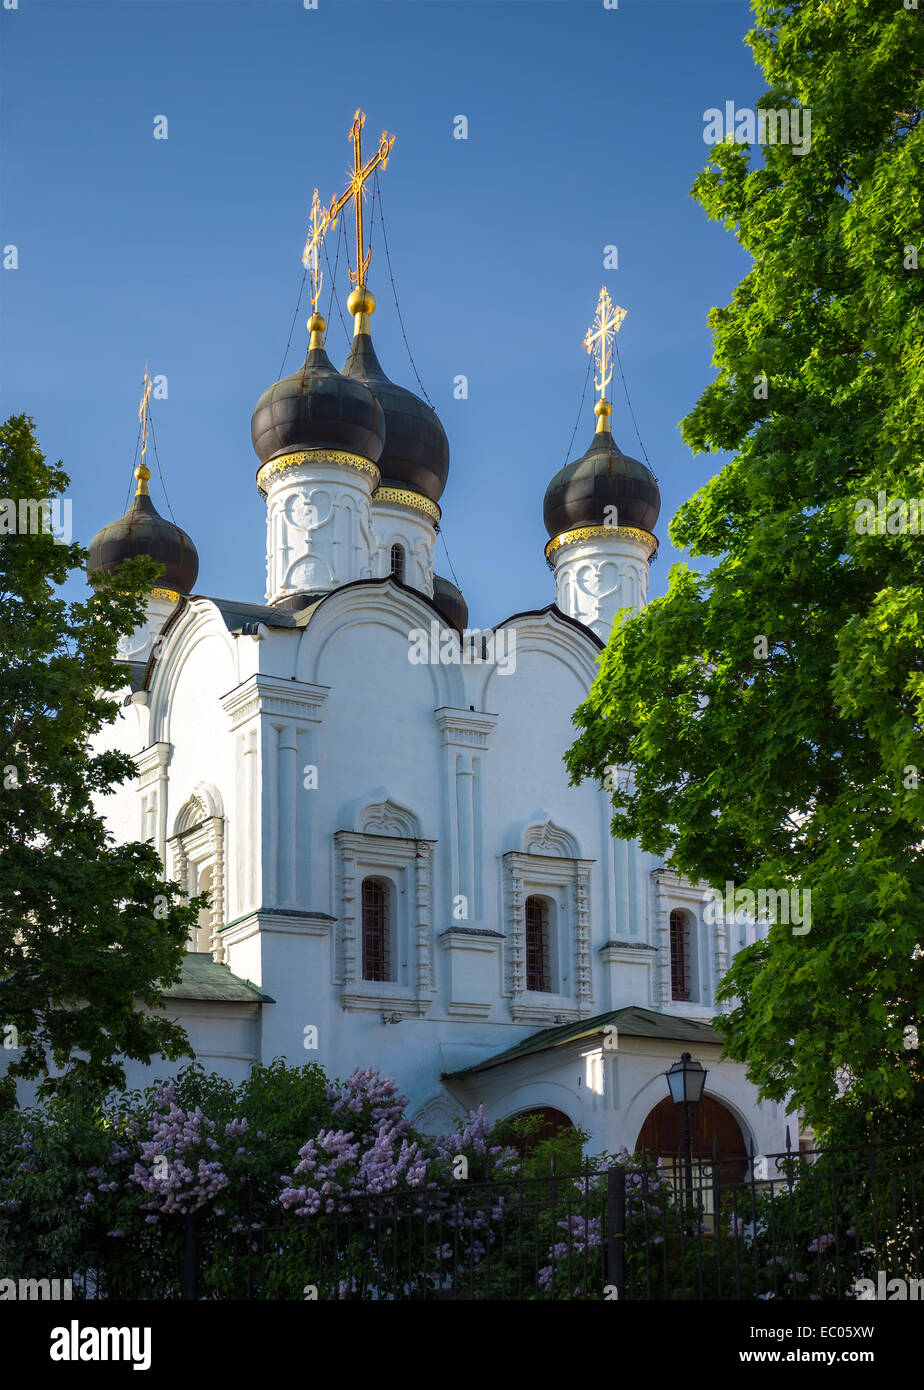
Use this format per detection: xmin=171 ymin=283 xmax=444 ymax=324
xmin=432 ymin=574 xmax=468 ymax=633
xmin=87 ymin=465 xmax=199 ymax=594
xmin=543 ymin=400 xmax=660 ymax=539
xmin=251 ymin=313 xmax=386 ymax=466
xmin=342 ymin=288 xmax=449 ymax=504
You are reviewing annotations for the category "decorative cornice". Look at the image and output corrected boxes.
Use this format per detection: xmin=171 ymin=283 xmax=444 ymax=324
xmin=372 ymin=485 xmax=441 ymax=525
xmin=149 ymin=587 xmax=181 ymax=603
xmin=134 ymin=741 xmax=171 ymax=786
xmin=434 ymin=707 xmax=499 ymax=748
xmin=340 ymin=990 xmax=431 ymax=1017
xmin=439 ymin=926 xmax=505 ymax=941
xmin=219 ymin=674 xmax=330 ymax=730
xmin=222 ymin=910 xmax=335 ymax=947
xmin=545 ymin=524 xmax=658 ymax=563
xmin=599 ymin=938 xmax=658 ymax=953
xmin=257 ymin=449 xmax=381 ymax=497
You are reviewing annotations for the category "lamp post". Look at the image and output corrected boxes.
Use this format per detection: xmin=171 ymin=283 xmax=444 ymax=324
xmin=665 ymin=1051 xmax=708 ymax=1212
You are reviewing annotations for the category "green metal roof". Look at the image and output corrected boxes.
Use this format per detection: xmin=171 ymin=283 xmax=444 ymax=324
xmin=443 ymin=1006 xmax=723 ymax=1079
xmin=161 ymin=952 xmax=274 ymax=1004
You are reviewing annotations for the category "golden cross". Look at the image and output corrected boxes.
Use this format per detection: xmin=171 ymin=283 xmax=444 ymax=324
xmin=326 ymin=109 xmax=395 ymax=288
xmin=138 ymin=364 xmax=152 ymax=466
xmin=301 ymin=188 xmax=329 ymax=313
xmin=583 ymin=286 xmax=626 ymax=400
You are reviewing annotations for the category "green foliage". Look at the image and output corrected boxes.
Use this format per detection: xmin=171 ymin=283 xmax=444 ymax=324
xmin=1 ymin=1059 xmax=919 ymax=1300
xmin=565 ymin=3 xmax=924 ymax=1137
xmin=0 ymin=415 xmax=198 ymax=1098
xmin=496 ymin=1112 xmax=591 ymax=1178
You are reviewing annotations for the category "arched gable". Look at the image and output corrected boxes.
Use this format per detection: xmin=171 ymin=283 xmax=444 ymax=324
xmin=504 ymin=812 xmax=582 ymax=859
xmin=173 ymin=780 xmax=225 ymax=833
xmin=481 ymin=609 xmax=601 ymax=707
xmin=337 ymin=787 xmax=421 ymax=839
xmin=293 ymin=582 xmax=466 ymax=707
xmin=147 ymin=599 xmax=237 ymax=745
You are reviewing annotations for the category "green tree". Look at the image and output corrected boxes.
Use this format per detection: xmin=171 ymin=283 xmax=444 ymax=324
xmin=566 ymin=2 xmax=924 ymax=1137
xmin=0 ymin=415 xmax=197 ymax=1099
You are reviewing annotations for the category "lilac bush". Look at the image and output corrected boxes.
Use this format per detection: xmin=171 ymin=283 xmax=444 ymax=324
xmin=127 ymin=1081 xmax=241 ymax=1218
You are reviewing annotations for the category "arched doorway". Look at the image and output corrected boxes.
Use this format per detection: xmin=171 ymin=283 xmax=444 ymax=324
xmin=635 ymin=1094 xmax=749 ymax=1186
xmin=502 ymin=1106 xmax=577 ymax=1159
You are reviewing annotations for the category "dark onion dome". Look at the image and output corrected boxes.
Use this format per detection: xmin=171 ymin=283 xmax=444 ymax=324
xmin=543 ymin=400 xmax=660 ymax=539
xmin=87 ymin=465 xmax=199 ymax=594
xmin=341 ymin=287 xmax=449 ymax=504
xmin=431 ymin=574 xmax=468 ymax=632
xmin=251 ymin=313 xmax=386 ymax=466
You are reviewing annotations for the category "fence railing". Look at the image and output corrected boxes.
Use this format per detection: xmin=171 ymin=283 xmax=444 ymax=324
xmin=27 ymin=1138 xmax=924 ymax=1300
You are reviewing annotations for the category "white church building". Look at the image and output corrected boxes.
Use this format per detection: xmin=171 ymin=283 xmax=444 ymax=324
xmin=74 ymin=145 xmax=793 ymax=1164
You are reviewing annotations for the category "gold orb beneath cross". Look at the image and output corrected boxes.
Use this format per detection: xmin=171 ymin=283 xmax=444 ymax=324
xmin=347 ymin=286 xmax=376 ymax=318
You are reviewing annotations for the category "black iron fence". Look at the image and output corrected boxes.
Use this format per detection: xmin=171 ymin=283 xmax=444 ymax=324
xmin=28 ymin=1138 xmax=924 ymax=1300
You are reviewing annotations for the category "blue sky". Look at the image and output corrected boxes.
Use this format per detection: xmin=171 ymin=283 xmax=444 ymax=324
xmin=2 ymin=0 xmax=761 ymax=624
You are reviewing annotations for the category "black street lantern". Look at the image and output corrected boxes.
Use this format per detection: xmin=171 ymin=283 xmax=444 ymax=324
xmin=666 ymin=1051 xmax=707 ymax=1106
xmin=665 ymin=1051 xmax=708 ymax=1210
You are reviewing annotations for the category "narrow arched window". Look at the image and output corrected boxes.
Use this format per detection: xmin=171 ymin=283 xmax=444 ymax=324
xmin=362 ymin=877 xmax=391 ymax=982
xmin=670 ymin=909 xmax=691 ymax=1002
xmin=390 ymin=544 xmax=405 ymax=584
xmin=525 ymin=896 xmax=551 ymax=992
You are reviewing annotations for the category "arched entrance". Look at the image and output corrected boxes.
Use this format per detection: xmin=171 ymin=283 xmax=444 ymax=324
xmin=635 ymin=1094 xmax=749 ymax=1185
xmin=502 ymin=1106 xmax=577 ymax=1158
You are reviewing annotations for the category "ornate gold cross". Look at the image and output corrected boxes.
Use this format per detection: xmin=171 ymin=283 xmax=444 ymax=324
xmin=326 ymin=109 xmax=395 ymax=288
xmin=135 ymin=365 xmax=152 ymax=496
xmin=301 ymin=188 xmax=328 ymax=313
xmin=583 ymin=286 xmax=626 ymax=400
xmin=138 ymin=364 xmax=152 ymax=466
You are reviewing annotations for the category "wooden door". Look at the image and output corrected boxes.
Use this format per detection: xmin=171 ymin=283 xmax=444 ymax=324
xmin=635 ymin=1094 xmax=748 ymax=1184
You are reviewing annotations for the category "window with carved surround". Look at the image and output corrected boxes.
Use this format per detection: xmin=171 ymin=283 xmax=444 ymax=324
xmin=169 ymin=788 xmax=226 ymax=961
xmin=525 ymin=895 xmax=553 ymax=992
xmin=335 ymin=802 xmax=433 ymax=1016
xmin=503 ymin=835 xmax=593 ymax=1025
xmin=669 ymin=908 xmax=691 ymax=1002
xmin=362 ymin=877 xmax=393 ymax=982
xmin=653 ymin=869 xmax=713 ymax=1011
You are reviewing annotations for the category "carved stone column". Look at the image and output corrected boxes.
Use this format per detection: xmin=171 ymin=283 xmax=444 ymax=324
xmin=278 ymin=725 xmax=298 ymax=907
xmin=134 ymin=742 xmax=172 ymax=870
xmin=340 ymin=842 xmax=358 ymax=987
xmin=434 ymin=708 xmax=498 ymax=929
xmin=221 ymin=675 xmax=330 ymax=918
xmin=211 ymin=825 xmax=226 ymax=963
xmin=574 ymin=862 xmax=592 ymax=1007
xmin=504 ymin=854 xmax=526 ymax=1002
xmin=414 ymin=840 xmax=433 ymax=996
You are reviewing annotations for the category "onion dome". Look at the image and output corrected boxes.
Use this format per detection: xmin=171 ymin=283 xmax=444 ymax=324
xmin=342 ymin=288 xmax=449 ymax=504
xmin=432 ymin=574 xmax=468 ymax=632
xmin=251 ymin=313 xmax=386 ymax=466
xmin=87 ymin=464 xmax=199 ymax=594
xmin=544 ymin=399 xmax=660 ymax=540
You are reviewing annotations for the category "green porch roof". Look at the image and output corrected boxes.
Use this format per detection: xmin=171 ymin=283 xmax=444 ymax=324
xmin=161 ymin=952 xmax=274 ymax=1004
xmin=443 ymin=1006 xmax=723 ymax=1080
